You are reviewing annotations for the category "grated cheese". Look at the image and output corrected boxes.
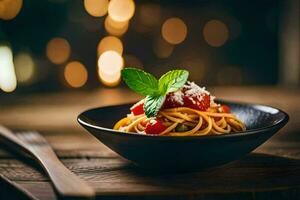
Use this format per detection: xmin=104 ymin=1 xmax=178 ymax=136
xmin=170 ymin=89 xmax=184 ymax=105
xmin=184 ymin=81 xmax=210 ymax=97
xmin=167 ymin=81 xmax=217 ymax=106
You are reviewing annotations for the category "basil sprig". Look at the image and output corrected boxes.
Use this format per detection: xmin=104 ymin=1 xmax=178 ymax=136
xmin=121 ymin=68 xmax=189 ymax=118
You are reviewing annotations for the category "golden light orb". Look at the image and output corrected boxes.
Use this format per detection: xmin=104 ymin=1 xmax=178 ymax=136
xmin=108 ymin=0 xmax=135 ymax=22
xmin=64 ymin=61 xmax=88 ymax=88
xmin=98 ymin=50 xmax=123 ymax=76
xmin=98 ymin=51 xmax=123 ymax=87
xmin=0 ymin=46 xmax=17 ymax=92
xmin=162 ymin=17 xmax=187 ymax=45
xmin=14 ymin=52 xmax=35 ymax=84
xmin=203 ymin=20 xmax=229 ymax=47
xmin=98 ymin=70 xmax=121 ymax=87
xmin=46 ymin=37 xmax=71 ymax=64
xmin=84 ymin=0 xmax=108 ymax=17
xmin=104 ymin=15 xmax=129 ymax=36
xmin=97 ymin=36 xmax=123 ymax=57
xmin=153 ymin=37 xmax=174 ymax=58
xmin=0 ymin=0 xmax=23 ymax=20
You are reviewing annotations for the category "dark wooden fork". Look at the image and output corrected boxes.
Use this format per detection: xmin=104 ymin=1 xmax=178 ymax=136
xmin=0 ymin=126 xmax=95 ymax=199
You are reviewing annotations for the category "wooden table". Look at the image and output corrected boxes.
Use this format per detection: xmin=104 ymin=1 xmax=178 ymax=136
xmin=0 ymin=86 xmax=300 ymax=200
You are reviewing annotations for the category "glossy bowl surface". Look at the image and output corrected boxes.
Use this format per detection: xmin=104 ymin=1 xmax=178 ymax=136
xmin=78 ymin=100 xmax=289 ymax=172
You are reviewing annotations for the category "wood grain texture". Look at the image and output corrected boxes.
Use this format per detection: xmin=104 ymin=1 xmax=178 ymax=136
xmin=0 ymin=87 xmax=299 ymax=200
xmin=1 ymin=153 xmax=300 ymax=193
xmin=0 ymin=128 xmax=94 ymax=199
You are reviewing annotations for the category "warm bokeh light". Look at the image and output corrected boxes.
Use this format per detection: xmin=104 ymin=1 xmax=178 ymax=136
xmin=98 ymin=51 xmax=123 ymax=75
xmin=97 ymin=36 xmax=123 ymax=57
xmin=153 ymin=37 xmax=174 ymax=58
xmin=108 ymin=0 xmax=135 ymax=22
xmin=98 ymin=51 xmax=123 ymax=86
xmin=0 ymin=46 xmax=17 ymax=92
xmin=0 ymin=0 xmax=23 ymax=20
xmin=46 ymin=37 xmax=71 ymax=65
xmin=64 ymin=61 xmax=88 ymax=88
xmin=162 ymin=17 xmax=187 ymax=45
xmin=104 ymin=16 xmax=129 ymax=36
xmin=105 ymin=15 xmax=128 ymax=29
xmin=14 ymin=52 xmax=35 ymax=84
xmin=98 ymin=70 xmax=121 ymax=87
xmin=84 ymin=0 xmax=108 ymax=17
xmin=203 ymin=20 xmax=229 ymax=47
xmin=124 ymin=54 xmax=143 ymax=69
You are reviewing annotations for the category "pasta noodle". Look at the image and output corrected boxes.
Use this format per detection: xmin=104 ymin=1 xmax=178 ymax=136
xmin=114 ymin=106 xmax=246 ymax=136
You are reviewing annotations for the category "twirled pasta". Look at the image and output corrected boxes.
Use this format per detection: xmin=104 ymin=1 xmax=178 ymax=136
xmin=114 ymin=107 xmax=246 ymax=136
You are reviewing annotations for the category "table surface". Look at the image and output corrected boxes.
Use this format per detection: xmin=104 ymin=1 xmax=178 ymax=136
xmin=0 ymin=86 xmax=300 ymax=200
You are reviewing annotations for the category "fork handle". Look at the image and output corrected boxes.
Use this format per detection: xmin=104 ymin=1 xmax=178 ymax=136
xmin=0 ymin=126 xmax=95 ymax=199
xmin=0 ymin=126 xmax=32 ymax=156
xmin=31 ymin=148 xmax=95 ymax=198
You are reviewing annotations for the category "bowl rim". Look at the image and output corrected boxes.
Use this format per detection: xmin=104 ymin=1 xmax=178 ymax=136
xmin=77 ymin=100 xmax=289 ymax=140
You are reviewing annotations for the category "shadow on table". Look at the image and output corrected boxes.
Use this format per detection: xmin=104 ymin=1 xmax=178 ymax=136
xmin=109 ymin=153 xmax=300 ymax=200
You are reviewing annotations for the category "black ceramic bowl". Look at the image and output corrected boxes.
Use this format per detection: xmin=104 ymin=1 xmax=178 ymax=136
xmin=78 ymin=100 xmax=289 ymax=172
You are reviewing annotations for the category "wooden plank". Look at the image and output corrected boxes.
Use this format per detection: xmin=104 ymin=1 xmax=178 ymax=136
xmin=16 ymin=181 xmax=57 ymax=200
xmin=13 ymin=181 xmax=300 ymax=200
xmin=0 ymin=131 xmax=118 ymax=158
xmin=13 ymin=180 xmax=300 ymax=200
xmin=0 ymin=128 xmax=299 ymax=160
xmin=0 ymin=175 xmax=38 ymax=200
xmin=1 ymin=153 xmax=300 ymax=194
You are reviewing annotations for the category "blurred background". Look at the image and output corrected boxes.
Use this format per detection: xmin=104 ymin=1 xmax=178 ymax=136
xmin=0 ymin=0 xmax=299 ymax=94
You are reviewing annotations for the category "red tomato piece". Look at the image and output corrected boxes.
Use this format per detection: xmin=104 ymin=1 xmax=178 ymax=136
xmin=220 ymin=105 xmax=230 ymax=113
xmin=145 ymin=119 xmax=167 ymax=134
xmin=183 ymin=94 xmax=210 ymax=111
xmin=130 ymin=102 xmax=144 ymax=115
xmin=163 ymin=92 xmax=183 ymax=108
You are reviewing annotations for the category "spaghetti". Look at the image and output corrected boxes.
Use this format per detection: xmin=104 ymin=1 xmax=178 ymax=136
xmin=114 ymin=106 xmax=245 ymax=136
xmin=114 ymin=81 xmax=246 ymax=136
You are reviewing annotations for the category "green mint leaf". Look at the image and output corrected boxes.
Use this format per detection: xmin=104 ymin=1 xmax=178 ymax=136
xmin=144 ymin=95 xmax=165 ymax=118
xmin=158 ymin=69 xmax=189 ymax=94
xmin=122 ymin=68 xmax=189 ymax=118
xmin=121 ymin=68 xmax=159 ymax=96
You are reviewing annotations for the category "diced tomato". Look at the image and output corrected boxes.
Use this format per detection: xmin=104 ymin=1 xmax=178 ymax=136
xmin=163 ymin=92 xmax=183 ymax=108
xmin=130 ymin=101 xmax=144 ymax=115
xmin=183 ymin=94 xmax=210 ymax=111
xmin=220 ymin=105 xmax=230 ymax=113
xmin=145 ymin=119 xmax=167 ymax=135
